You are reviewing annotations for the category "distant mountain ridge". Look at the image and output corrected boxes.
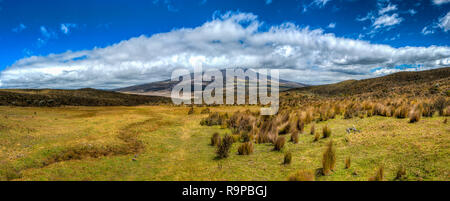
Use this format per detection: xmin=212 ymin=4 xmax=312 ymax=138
xmin=115 ymin=69 xmax=308 ymax=97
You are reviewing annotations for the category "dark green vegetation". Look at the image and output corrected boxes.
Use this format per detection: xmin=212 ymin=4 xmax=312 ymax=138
xmin=0 ymin=88 xmax=170 ymax=107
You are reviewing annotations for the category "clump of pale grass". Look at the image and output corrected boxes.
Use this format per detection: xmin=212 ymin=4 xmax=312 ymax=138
xmin=322 ymin=140 xmax=336 ymax=175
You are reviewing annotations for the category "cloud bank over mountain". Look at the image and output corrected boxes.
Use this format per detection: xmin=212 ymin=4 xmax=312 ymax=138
xmin=1 ymin=12 xmax=449 ymax=88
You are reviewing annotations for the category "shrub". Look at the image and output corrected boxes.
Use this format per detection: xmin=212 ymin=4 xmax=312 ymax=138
xmin=322 ymin=140 xmax=336 ymax=175
xmin=188 ymin=107 xmax=194 ymax=115
xmin=408 ymin=109 xmax=421 ymax=123
xmin=273 ymin=136 xmax=286 ymax=151
xmin=238 ymin=142 xmax=254 ymax=155
xmin=322 ymin=125 xmax=332 ymax=138
xmin=310 ymin=124 xmax=315 ymax=135
xmin=284 ymin=152 xmax=292 ymax=165
xmin=345 ymin=157 xmax=351 ymax=169
xmin=368 ymin=166 xmax=384 ymax=181
xmin=394 ymin=166 xmax=407 ymax=181
xmin=288 ymin=170 xmax=315 ymax=181
xmin=210 ymin=132 xmax=220 ymax=146
xmin=216 ymin=134 xmax=234 ymax=159
xmin=290 ymin=132 xmax=299 ymax=144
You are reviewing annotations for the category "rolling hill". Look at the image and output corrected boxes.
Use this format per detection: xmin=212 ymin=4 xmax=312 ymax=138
xmin=287 ymin=67 xmax=450 ymax=98
xmin=0 ymin=88 xmax=171 ymax=107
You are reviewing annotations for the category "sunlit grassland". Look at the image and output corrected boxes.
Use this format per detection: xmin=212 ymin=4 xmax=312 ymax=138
xmin=0 ymin=106 xmax=448 ymax=181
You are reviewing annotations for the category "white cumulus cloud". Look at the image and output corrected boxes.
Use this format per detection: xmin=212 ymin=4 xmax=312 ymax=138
xmin=0 ymin=12 xmax=449 ymax=89
xmin=378 ymin=4 xmax=397 ymax=15
xmin=373 ymin=13 xmax=403 ymax=29
xmin=327 ymin=23 xmax=336 ymax=28
xmin=433 ymin=0 xmax=450 ymax=5
xmin=61 ymin=23 xmax=77 ymax=34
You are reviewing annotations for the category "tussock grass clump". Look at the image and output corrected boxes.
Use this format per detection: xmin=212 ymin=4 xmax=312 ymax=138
xmin=290 ymin=132 xmax=299 ymax=144
xmin=394 ymin=106 xmax=407 ymax=118
xmin=345 ymin=157 xmax=351 ymax=169
xmin=1 ymin=163 xmax=22 ymax=181
xmin=278 ymin=122 xmax=290 ymax=135
xmin=200 ymin=112 xmax=226 ymax=126
xmin=408 ymin=108 xmax=421 ymax=123
xmin=273 ymin=136 xmax=286 ymax=151
xmin=240 ymin=131 xmax=252 ymax=142
xmin=444 ymin=118 xmax=448 ymax=124
xmin=313 ymin=131 xmax=320 ymax=142
xmin=238 ymin=142 xmax=254 ymax=155
xmin=227 ymin=111 xmax=255 ymax=134
xmin=433 ymin=96 xmax=447 ymax=116
xmin=372 ymin=103 xmax=384 ymax=116
xmin=322 ymin=140 xmax=336 ymax=175
xmin=444 ymin=106 xmax=450 ymax=116
xmin=200 ymin=107 xmax=211 ymax=114
xmin=288 ymin=170 xmax=315 ymax=181
xmin=231 ymin=134 xmax=240 ymax=143
xmin=319 ymin=107 xmax=329 ymax=121
xmin=216 ymin=134 xmax=234 ymax=159
xmin=310 ymin=124 xmax=315 ymax=135
xmin=368 ymin=166 xmax=384 ymax=181
xmin=394 ymin=106 xmax=408 ymax=118
xmin=366 ymin=108 xmax=374 ymax=117
xmin=343 ymin=108 xmax=355 ymax=119
xmin=322 ymin=125 xmax=332 ymax=138
xmin=188 ymin=107 xmax=194 ymax=115
xmin=383 ymin=106 xmax=393 ymax=117
xmin=304 ymin=110 xmax=314 ymax=124
xmin=421 ymin=102 xmax=435 ymax=117
xmin=395 ymin=166 xmax=407 ymax=181
xmin=256 ymin=133 xmax=271 ymax=144
xmin=257 ymin=117 xmax=278 ymax=144
xmin=297 ymin=121 xmax=305 ymax=133
xmin=284 ymin=152 xmax=292 ymax=165
xmin=211 ymin=132 xmax=220 ymax=146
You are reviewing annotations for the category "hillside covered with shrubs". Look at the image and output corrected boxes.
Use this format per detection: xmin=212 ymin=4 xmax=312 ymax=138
xmin=0 ymin=88 xmax=171 ymax=107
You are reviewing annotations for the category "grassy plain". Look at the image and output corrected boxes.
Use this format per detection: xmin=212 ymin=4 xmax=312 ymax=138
xmin=0 ymin=105 xmax=448 ymax=181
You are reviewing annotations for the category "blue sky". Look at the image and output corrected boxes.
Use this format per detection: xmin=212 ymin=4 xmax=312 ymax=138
xmin=0 ymin=0 xmax=449 ymax=88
